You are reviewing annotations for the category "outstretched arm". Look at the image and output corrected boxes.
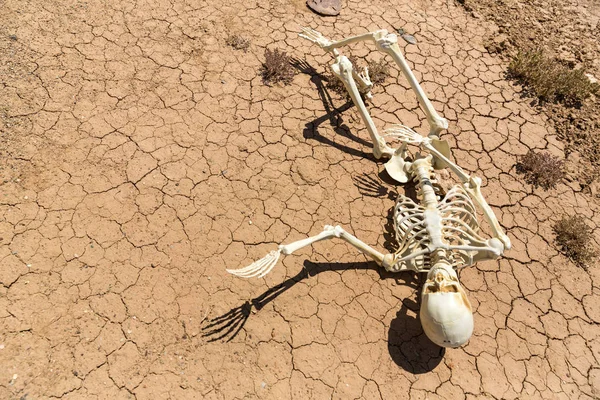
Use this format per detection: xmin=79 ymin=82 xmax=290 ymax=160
xmin=372 ymin=34 xmax=448 ymax=137
xmin=300 ymin=27 xmax=448 ymax=137
xmin=227 ymin=225 xmax=393 ymax=278
xmin=299 ymin=27 xmax=387 ymax=54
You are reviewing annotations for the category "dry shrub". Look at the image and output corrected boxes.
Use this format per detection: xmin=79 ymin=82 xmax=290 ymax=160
xmin=366 ymin=59 xmax=389 ymax=85
xmin=325 ymin=74 xmax=348 ymax=97
xmin=508 ymin=50 xmax=599 ymax=106
xmin=325 ymin=57 xmax=388 ymax=98
xmin=261 ymin=48 xmax=295 ymax=85
xmin=225 ymin=34 xmax=250 ymax=51
xmin=553 ymin=215 xmax=596 ymax=268
xmin=516 ymin=150 xmax=564 ymax=189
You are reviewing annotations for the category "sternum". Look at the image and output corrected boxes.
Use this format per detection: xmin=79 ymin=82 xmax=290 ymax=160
xmin=414 ymin=160 xmax=445 ymax=249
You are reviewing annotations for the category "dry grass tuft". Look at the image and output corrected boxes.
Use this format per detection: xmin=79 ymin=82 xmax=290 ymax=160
xmin=516 ymin=150 xmax=564 ymax=190
xmin=225 ymin=34 xmax=250 ymax=51
xmin=553 ymin=215 xmax=596 ymax=268
xmin=366 ymin=59 xmax=389 ymax=85
xmin=508 ymin=50 xmax=599 ymax=106
xmin=261 ymin=48 xmax=295 ymax=85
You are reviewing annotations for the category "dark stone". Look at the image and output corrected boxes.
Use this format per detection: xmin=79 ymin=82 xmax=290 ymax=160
xmin=306 ymin=0 xmax=342 ymax=16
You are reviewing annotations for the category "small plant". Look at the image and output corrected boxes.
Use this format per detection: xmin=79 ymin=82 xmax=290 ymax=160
xmin=261 ymin=48 xmax=295 ymax=85
xmin=366 ymin=59 xmax=389 ymax=85
xmin=507 ymin=49 xmax=599 ymax=106
xmin=225 ymin=34 xmax=250 ymax=52
xmin=553 ymin=215 xmax=596 ymax=268
xmin=516 ymin=150 xmax=564 ymax=190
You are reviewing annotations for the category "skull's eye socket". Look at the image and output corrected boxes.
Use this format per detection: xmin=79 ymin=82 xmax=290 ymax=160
xmin=423 ymin=285 xmax=438 ymax=294
xmin=423 ymin=283 xmax=459 ymax=294
xmin=440 ymin=284 xmax=459 ymax=293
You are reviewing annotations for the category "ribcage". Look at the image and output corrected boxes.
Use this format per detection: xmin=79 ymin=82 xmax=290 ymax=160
xmin=393 ymin=184 xmax=490 ymax=270
xmin=438 ymin=185 xmax=488 ymax=267
xmin=393 ymin=194 xmax=429 ymax=270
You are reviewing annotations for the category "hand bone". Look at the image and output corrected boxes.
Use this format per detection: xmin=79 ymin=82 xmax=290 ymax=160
xmin=299 ymin=27 xmax=334 ymax=51
xmin=359 ymin=67 xmax=372 ymax=86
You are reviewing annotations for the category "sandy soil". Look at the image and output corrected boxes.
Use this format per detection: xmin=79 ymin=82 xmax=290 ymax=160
xmin=0 ymin=0 xmax=599 ymax=398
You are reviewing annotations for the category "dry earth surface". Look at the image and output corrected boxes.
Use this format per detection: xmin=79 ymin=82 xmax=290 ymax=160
xmin=0 ymin=0 xmax=599 ymax=399
xmin=462 ymin=0 xmax=600 ymax=190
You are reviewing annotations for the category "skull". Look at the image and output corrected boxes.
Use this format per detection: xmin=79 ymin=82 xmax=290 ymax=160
xmin=420 ymin=263 xmax=473 ymax=348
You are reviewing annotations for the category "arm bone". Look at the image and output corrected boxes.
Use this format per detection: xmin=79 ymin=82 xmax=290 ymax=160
xmin=301 ymin=27 xmax=448 ymax=137
xmin=227 ymin=225 xmax=392 ymax=278
xmin=376 ymin=36 xmax=449 ymax=137
xmin=422 ymin=140 xmax=511 ymax=250
xmin=331 ymin=57 xmax=394 ymax=158
xmin=463 ymin=178 xmax=511 ymax=250
xmin=282 ymin=225 xmax=390 ymax=266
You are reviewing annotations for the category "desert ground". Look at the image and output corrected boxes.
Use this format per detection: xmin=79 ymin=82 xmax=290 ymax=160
xmin=0 ymin=0 xmax=599 ymax=398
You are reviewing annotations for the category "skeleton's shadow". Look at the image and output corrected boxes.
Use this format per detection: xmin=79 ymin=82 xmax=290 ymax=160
xmin=352 ymin=171 xmax=423 ymax=254
xmin=203 ymin=260 xmax=443 ymax=373
xmin=292 ymin=59 xmax=374 ymax=160
xmin=202 ymin=260 xmax=394 ymax=343
xmin=352 ymin=174 xmax=399 ymax=254
xmin=388 ymin=297 xmax=446 ymax=374
xmin=353 ymin=172 xmax=394 ymax=198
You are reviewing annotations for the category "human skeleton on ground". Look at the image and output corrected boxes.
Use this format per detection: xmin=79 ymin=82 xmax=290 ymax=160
xmin=228 ymin=28 xmax=511 ymax=347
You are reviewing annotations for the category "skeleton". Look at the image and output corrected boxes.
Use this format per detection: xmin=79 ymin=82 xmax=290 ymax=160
xmin=227 ymin=28 xmax=511 ymax=348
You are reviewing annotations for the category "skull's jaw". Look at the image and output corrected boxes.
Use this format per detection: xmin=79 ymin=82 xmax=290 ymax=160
xmin=420 ymin=263 xmax=474 ymax=348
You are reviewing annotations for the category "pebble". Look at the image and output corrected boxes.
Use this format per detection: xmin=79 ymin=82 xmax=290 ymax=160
xmin=396 ymin=28 xmax=417 ymax=44
xmin=402 ymin=33 xmax=417 ymax=45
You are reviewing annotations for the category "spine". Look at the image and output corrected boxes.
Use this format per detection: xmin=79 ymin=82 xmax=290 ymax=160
xmin=413 ymin=157 xmax=448 ymax=265
xmin=413 ymin=157 xmax=438 ymax=209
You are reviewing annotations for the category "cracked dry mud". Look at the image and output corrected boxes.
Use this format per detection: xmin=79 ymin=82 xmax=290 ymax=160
xmin=0 ymin=0 xmax=599 ymax=398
